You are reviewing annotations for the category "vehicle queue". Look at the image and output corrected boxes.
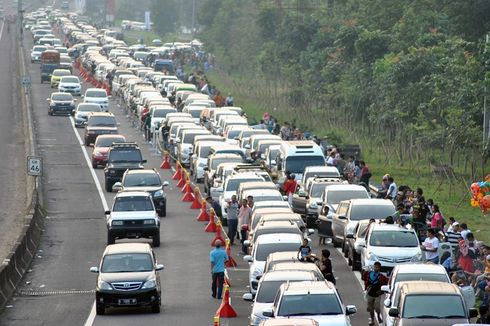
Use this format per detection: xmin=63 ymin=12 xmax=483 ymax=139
xmin=22 ymin=5 xmax=484 ymax=326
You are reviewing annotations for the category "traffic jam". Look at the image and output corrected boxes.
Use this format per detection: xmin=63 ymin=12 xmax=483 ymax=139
xmin=23 ymin=5 xmax=484 ymax=326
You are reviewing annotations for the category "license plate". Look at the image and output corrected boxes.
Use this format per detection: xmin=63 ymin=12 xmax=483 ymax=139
xmin=118 ymin=298 xmax=137 ymax=305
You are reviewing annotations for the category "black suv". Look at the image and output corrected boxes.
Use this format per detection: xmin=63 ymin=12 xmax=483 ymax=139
xmin=113 ymin=169 xmax=169 ymax=217
xmin=47 ymin=92 xmax=76 ymax=115
xmin=104 ymin=143 xmax=146 ymax=192
xmin=90 ymin=243 xmax=163 ymax=315
xmin=84 ymin=112 xmax=119 ymax=146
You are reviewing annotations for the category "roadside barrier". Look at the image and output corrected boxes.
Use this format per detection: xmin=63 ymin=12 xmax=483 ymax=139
xmin=160 ymin=151 xmax=171 ymax=169
xmin=181 ymin=181 xmax=194 ymax=202
xmin=190 ymin=188 xmax=202 ymax=209
xmin=176 ymin=169 xmax=186 ymax=188
xmin=213 ymin=314 xmax=220 ymax=326
xmin=197 ymin=200 xmax=210 ymax=221
xmin=211 ymin=221 xmax=225 ymax=246
xmin=225 ymin=239 xmax=237 ymax=268
xmin=172 ymin=162 xmax=181 ymax=180
xmin=205 ymin=209 xmax=217 ymax=232
xmin=215 ymin=284 xmax=237 ymax=318
xmin=181 ymin=175 xmax=192 ymax=193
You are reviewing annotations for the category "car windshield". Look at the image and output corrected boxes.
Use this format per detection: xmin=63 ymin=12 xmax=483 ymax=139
xmin=256 ymin=242 xmax=300 ymax=261
xmin=395 ymin=273 xmax=449 ymax=284
xmin=254 ymin=195 xmax=283 ymax=202
xmin=189 ymin=109 xmax=202 ymax=118
xmin=78 ymin=104 xmax=100 ymax=112
xmin=402 ymin=295 xmax=465 ymax=319
xmin=369 ymin=230 xmax=419 ymax=247
xmin=88 ymin=116 xmax=116 ymax=127
xmin=61 ymin=76 xmax=79 ymax=83
xmin=152 ymin=109 xmax=173 ymax=118
xmin=256 ymin=281 xmax=288 ymax=303
xmin=52 ymin=93 xmax=73 ymax=101
xmin=350 ymin=204 xmax=395 ymax=220
xmin=211 ymin=157 xmax=243 ymax=170
xmin=95 ymin=137 xmax=125 ymax=147
xmin=33 ymin=46 xmax=47 ymax=52
xmin=304 ymin=171 xmax=339 ymax=181
xmin=124 ymin=173 xmax=161 ymax=187
xmin=227 ymin=130 xmax=243 ymax=139
xmin=86 ymin=90 xmax=107 ymax=98
xmin=278 ymin=294 xmax=343 ymax=316
xmin=183 ymin=133 xmax=206 ymax=144
xmin=60 ymin=56 xmax=71 ymax=63
xmin=285 ymin=156 xmax=326 ymax=174
xmin=226 ymin=178 xmax=262 ymax=192
xmin=326 ymin=190 xmax=369 ymax=205
xmin=310 ymin=184 xmax=327 ymax=198
xmin=108 ymin=149 xmax=142 ymax=162
xmin=199 ymin=145 xmax=212 ymax=158
xmin=101 ymin=253 xmax=153 ymax=273
xmin=113 ymin=196 xmax=153 ymax=211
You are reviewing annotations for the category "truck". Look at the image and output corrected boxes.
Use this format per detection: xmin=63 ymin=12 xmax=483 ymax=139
xmin=40 ymin=50 xmax=60 ymax=83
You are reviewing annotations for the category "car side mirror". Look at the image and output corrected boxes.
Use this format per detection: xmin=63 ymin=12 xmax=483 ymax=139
xmin=469 ymin=307 xmax=478 ymax=318
xmin=262 ymin=309 xmax=273 ymax=318
xmin=46 ymin=98 xmax=50 ymax=101
xmin=381 ymin=285 xmax=390 ymax=293
xmin=345 ymin=233 xmax=354 ymax=239
xmin=242 ymin=293 xmax=254 ymax=301
xmin=388 ymin=307 xmax=399 ymax=318
xmin=203 ymin=167 xmax=209 ymax=171
xmin=244 ymin=144 xmax=250 ymax=149
xmin=104 ymin=210 xmax=110 ymax=215
xmin=346 ymin=305 xmax=357 ymax=315
xmin=243 ymin=240 xmax=250 ymax=247
xmin=307 ymin=228 xmax=315 ymax=235
xmin=162 ymin=181 xmax=169 ymax=187
xmin=73 ymin=99 xmax=77 ymax=102
xmin=112 ymin=182 xmax=122 ymax=192
xmin=243 ymin=255 xmax=253 ymax=263
xmin=338 ymin=215 xmax=346 ymax=220
xmin=155 ymin=264 xmax=164 ymax=271
xmin=298 ymin=189 xmax=306 ymax=197
xmin=142 ymin=159 xmax=147 ymax=164
xmin=90 ymin=267 xmax=99 ymax=273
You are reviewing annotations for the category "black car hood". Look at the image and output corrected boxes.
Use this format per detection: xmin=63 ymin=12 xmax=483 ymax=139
xmin=99 ymin=271 xmax=154 ymax=283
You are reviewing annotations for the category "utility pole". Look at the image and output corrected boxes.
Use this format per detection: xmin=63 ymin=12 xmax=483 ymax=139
xmin=18 ymin=0 xmax=23 ymax=42
xmin=484 ymin=34 xmax=489 ymax=153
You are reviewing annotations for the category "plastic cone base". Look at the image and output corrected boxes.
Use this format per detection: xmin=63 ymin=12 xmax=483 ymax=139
xmin=216 ymin=286 xmax=237 ymax=318
xmin=160 ymin=157 xmax=171 ymax=169
xmin=181 ymin=191 xmax=194 ymax=202
xmin=197 ymin=209 xmax=210 ymax=222
xmin=204 ymin=220 xmax=217 ymax=232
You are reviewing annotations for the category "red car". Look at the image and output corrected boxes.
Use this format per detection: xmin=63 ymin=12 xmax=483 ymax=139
xmin=91 ymin=134 xmax=126 ymax=168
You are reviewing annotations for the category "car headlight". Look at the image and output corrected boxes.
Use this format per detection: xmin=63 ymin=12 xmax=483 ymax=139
xmin=251 ymin=313 xmax=267 ymax=325
xmin=251 ymin=267 xmax=262 ymax=279
xmin=109 ymin=170 xmax=116 ymax=174
xmin=143 ymin=219 xmax=156 ymax=225
xmin=97 ymin=280 xmax=113 ymax=290
xmin=153 ymin=190 xmax=164 ymax=198
xmin=411 ymin=252 xmax=423 ymax=262
xmin=308 ymin=202 xmax=318 ymax=209
xmin=94 ymin=151 xmax=103 ymax=157
xmin=112 ymin=220 xmax=123 ymax=226
xmin=367 ymin=252 xmax=378 ymax=262
xmin=141 ymin=279 xmax=156 ymax=289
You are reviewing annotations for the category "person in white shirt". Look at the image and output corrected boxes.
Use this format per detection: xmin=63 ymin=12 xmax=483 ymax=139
xmin=386 ymin=176 xmax=397 ymax=201
xmin=460 ymin=223 xmax=471 ymax=240
xmin=421 ymin=229 xmax=440 ymax=263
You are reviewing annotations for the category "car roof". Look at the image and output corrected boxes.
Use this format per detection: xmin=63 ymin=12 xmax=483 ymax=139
xmin=261 ymin=270 xmax=316 ymax=282
xmin=344 ymin=198 xmax=391 ymax=206
xmin=324 ymin=184 xmax=368 ymax=191
xmin=115 ymin=191 xmax=151 ymax=198
xmin=280 ymin=281 xmax=336 ymax=294
xmin=370 ymin=224 xmax=415 ymax=232
xmin=124 ymin=169 xmax=158 ymax=175
xmin=392 ymin=263 xmax=449 ymax=275
xmin=399 ymin=281 xmax=460 ymax=295
xmin=88 ymin=112 xmax=114 ymax=117
xmin=259 ymin=318 xmax=319 ymax=326
xmin=104 ymin=243 xmax=152 ymax=255
xmin=95 ymin=134 xmax=125 ymax=140
xmin=305 ymin=166 xmax=339 ymax=173
xmin=255 ymin=221 xmax=299 ymax=230
xmin=256 ymin=233 xmax=302 ymax=244
xmin=267 ymin=251 xmax=298 ymax=262
xmin=272 ymin=262 xmax=322 ymax=274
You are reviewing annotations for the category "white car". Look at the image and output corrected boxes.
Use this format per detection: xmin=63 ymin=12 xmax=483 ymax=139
xmin=150 ymin=106 xmax=176 ymax=134
xmin=58 ymin=76 xmax=82 ymax=96
xmin=73 ymin=103 xmax=102 ymax=127
xmin=243 ymin=270 xmax=318 ymax=326
xmin=30 ymin=45 xmax=47 ymax=62
xmin=218 ymin=174 xmax=265 ymax=219
xmin=361 ymin=224 xmax=423 ymax=272
xmin=244 ymin=233 xmax=302 ymax=295
xmin=83 ymin=88 xmax=110 ymax=111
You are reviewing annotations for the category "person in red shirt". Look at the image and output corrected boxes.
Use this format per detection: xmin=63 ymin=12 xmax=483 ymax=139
xmin=282 ymin=174 xmax=297 ymax=205
xmin=363 ymin=262 xmax=388 ymax=325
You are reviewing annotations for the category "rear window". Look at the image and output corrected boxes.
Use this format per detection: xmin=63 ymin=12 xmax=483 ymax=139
xmin=113 ymin=196 xmax=153 ymax=211
xmin=77 ymin=104 xmax=100 ymax=112
xmin=61 ymin=76 xmax=79 ymax=83
xmin=123 ymin=173 xmax=161 ymax=187
xmin=210 ymin=157 xmax=243 ymax=170
xmin=52 ymin=93 xmax=73 ymax=101
xmin=88 ymin=116 xmax=116 ymax=127
xmin=350 ymin=204 xmax=395 ymax=220
xmin=95 ymin=136 xmax=125 ymax=147
xmin=86 ymin=90 xmax=107 ymax=98
xmin=394 ymin=272 xmax=449 ymax=284
xmin=256 ymin=242 xmax=300 ymax=261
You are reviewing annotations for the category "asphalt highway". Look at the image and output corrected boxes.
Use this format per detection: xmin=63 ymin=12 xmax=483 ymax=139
xmin=0 ymin=7 xmax=371 ymax=326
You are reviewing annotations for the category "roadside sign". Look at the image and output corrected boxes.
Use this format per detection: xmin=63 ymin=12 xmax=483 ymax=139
xmin=27 ymin=156 xmax=42 ymax=176
xmin=22 ymin=75 xmax=31 ymax=86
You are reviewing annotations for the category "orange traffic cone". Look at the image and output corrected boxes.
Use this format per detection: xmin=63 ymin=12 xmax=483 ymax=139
xmin=176 ymin=169 xmax=187 ymax=188
xmin=225 ymin=239 xmax=237 ymax=267
xmin=181 ymin=181 xmax=194 ymax=202
xmin=213 ymin=315 xmax=220 ymax=326
xmin=216 ymin=284 xmax=237 ymax=318
xmin=181 ymin=174 xmax=191 ymax=193
xmin=197 ymin=200 xmax=210 ymax=221
xmin=160 ymin=151 xmax=171 ymax=169
xmin=172 ymin=162 xmax=181 ymax=180
xmin=190 ymin=188 xmax=202 ymax=209
xmin=211 ymin=222 xmax=225 ymax=246
xmin=205 ymin=209 xmax=217 ymax=232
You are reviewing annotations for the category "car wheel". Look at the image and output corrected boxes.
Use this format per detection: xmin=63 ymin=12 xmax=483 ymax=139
xmin=48 ymin=109 xmax=53 ymax=116
xmin=347 ymin=250 xmax=353 ymax=266
xmin=152 ymin=232 xmax=160 ymax=247
xmin=96 ymin=303 xmax=105 ymax=315
xmin=332 ymin=236 xmax=341 ymax=248
xmin=105 ymin=180 xmax=113 ymax=192
xmin=159 ymin=203 xmax=166 ymax=217
xmin=343 ymin=242 xmax=348 ymax=258
xmin=92 ymin=161 xmax=97 ymax=169
xmin=351 ymin=254 xmax=359 ymax=271
xmin=107 ymin=232 xmax=115 ymax=245
xmin=151 ymin=302 xmax=160 ymax=313
xmin=84 ymin=138 xmax=90 ymax=146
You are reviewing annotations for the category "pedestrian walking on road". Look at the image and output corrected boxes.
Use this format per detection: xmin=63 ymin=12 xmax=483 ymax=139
xmin=282 ymin=174 xmax=297 ymax=206
xmin=210 ymin=240 xmax=228 ymax=299
xmin=363 ymin=262 xmax=388 ymax=326
xmin=238 ymin=199 xmax=251 ymax=254
xmin=226 ymin=195 xmax=239 ymax=245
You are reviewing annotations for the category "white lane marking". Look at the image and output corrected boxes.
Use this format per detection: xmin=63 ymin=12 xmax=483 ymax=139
xmin=68 ymin=117 xmax=107 ymax=326
xmin=0 ymin=19 xmax=4 ymax=42
xmin=335 ymin=248 xmax=365 ymax=293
